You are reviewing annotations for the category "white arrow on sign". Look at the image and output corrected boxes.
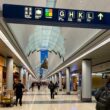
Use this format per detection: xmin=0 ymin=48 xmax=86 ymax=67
xmin=98 ymin=13 xmax=104 ymax=20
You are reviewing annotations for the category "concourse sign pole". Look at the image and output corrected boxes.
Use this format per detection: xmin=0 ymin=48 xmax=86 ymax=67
xmin=3 ymin=4 xmax=110 ymax=29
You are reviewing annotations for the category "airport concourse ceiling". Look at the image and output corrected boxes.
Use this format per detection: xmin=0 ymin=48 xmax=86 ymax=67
xmin=1 ymin=0 xmax=110 ymax=77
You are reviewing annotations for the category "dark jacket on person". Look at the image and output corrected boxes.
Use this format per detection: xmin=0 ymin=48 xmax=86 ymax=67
xmin=48 ymin=82 xmax=55 ymax=91
xmin=55 ymin=82 xmax=58 ymax=88
xmin=95 ymin=86 xmax=110 ymax=110
xmin=14 ymin=82 xmax=24 ymax=96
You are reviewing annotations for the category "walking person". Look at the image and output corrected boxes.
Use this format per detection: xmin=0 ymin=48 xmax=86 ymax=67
xmin=48 ymin=81 xmax=55 ymax=99
xmin=54 ymin=82 xmax=59 ymax=95
xmin=31 ymin=83 xmax=34 ymax=91
xmin=37 ymin=82 xmax=41 ymax=90
xmin=14 ymin=80 xmax=25 ymax=106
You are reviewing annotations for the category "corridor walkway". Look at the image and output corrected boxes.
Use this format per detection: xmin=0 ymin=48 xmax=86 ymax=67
xmin=0 ymin=86 xmax=96 ymax=110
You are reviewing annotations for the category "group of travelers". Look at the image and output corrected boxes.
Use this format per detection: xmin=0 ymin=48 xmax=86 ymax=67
xmin=30 ymin=81 xmax=59 ymax=99
xmin=13 ymin=80 xmax=58 ymax=107
xmin=30 ymin=82 xmax=41 ymax=91
xmin=12 ymin=77 xmax=110 ymax=109
xmin=13 ymin=80 xmax=43 ymax=106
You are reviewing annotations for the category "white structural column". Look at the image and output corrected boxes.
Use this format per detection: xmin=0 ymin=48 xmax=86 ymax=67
xmin=66 ymin=68 xmax=70 ymax=94
xmin=52 ymin=75 xmax=54 ymax=83
xmin=82 ymin=59 xmax=92 ymax=102
xmin=55 ymin=74 xmax=57 ymax=83
xmin=59 ymin=72 xmax=62 ymax=91
xmin=54 ymin=75 xmax=56 ymax=83
xmin=49 ymin=77 xmax=51 ymax=81
xmin=29 ymin=74 xmax=32 ymax=89
xmin=51 ymin=76 xmax=52 ymax=82
xmin=6 ymin=58 xmax=13 ymax=90
xmin=25 ymin=70 xmax=29 ymax=91
xmin=50 ymin=77 xmax=51 ymax=81
xmin=20 ymin=68 xmax=24 ymax=83
xmin=49 ymin=77 xmax=51 ymax=82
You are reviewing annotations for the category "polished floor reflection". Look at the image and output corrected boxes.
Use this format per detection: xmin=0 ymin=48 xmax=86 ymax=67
xmin=0 ymin=86 xmax=96 ymax=110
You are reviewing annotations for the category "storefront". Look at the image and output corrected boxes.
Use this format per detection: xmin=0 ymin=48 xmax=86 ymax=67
xmin=70 ymin=64 xmax=79 ymax=91
xmin=0 ymin=56 xmax=5 ymax=93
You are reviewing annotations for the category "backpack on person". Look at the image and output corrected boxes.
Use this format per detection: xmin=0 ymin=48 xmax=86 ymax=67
xmin=95 ymin=87 xmax=110 ymax=110
xmin=48 ymin=83 xmax=55 ymax=90
xmin=95 ymin=87 xmax=105 ymax=101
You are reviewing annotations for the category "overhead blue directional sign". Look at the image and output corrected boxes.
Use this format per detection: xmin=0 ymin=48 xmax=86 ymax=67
xmin=3 ymin=4 xmax=110 ymax=29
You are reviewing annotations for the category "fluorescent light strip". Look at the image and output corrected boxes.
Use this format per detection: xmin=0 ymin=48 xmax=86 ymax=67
xmin=0 ymin=30 xmax=37 ymax=79
xmin=49 ymin=37 xmax=110 ymax=77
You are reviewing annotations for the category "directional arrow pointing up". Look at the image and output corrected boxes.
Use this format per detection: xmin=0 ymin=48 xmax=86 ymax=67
xmin=98 ymin=13 xmax=104 ymax=20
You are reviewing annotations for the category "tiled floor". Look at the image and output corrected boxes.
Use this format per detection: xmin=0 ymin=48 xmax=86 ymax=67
xmin=0 ymin=86 xmax=96 ymax=110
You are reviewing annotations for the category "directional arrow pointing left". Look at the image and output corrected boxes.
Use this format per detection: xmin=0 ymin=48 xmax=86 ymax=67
xmin=98 ymin=13 xmax=104 ymax=20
